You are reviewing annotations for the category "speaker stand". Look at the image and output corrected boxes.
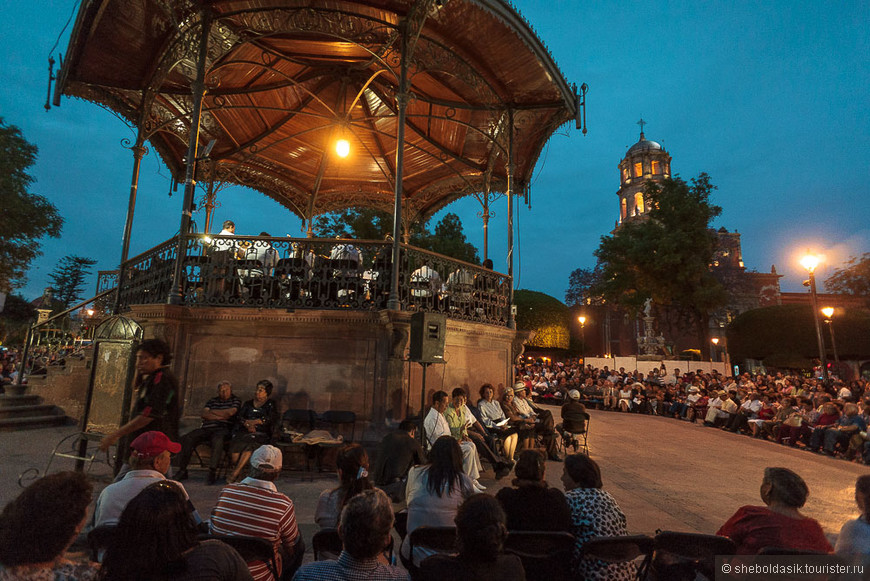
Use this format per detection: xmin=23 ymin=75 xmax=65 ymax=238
xmin=418 ymin=361 xmax=430 ymax=447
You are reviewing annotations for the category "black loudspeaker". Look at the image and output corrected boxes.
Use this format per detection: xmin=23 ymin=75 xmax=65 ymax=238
xmin=409 ymin=312 xmax=446 ymax=363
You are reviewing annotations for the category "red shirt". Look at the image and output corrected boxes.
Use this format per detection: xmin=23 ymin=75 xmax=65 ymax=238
xmin=717 ymin=505 xmax=832 ymax=555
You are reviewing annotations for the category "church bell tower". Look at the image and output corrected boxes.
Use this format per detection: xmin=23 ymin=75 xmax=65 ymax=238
xmin=616 ymin=119 xmax=672 ymax=225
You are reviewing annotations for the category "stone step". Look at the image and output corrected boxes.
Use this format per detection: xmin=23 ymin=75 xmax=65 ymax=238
xmin=0 ymin=404 xmax=59 ymax=420
xmin=0 ymin=394 xmax=43 ymax=408
xmin=0 ymin=414 xmax=71 ymax=431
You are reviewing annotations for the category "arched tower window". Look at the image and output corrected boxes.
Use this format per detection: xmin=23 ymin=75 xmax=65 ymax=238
xmin=651 ymin=160 xmax=660 ymax=174
xmin=633 ymin=162 xmax=643 ymax=177
xmin=620 ymin=198 xmax=627 ymax=220
xmin=634 ymin=192 xmax=645 ymax=214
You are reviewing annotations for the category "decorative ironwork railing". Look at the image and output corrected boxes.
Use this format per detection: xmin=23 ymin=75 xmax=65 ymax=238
xmin=113 ymin=235 xmax=510 ymax=326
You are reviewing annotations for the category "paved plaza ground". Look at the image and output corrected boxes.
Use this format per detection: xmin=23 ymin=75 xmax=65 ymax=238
xmin=1 ymin=404 xmax=866 ymax=556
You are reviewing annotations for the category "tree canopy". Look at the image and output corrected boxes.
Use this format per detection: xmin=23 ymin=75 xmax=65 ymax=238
xmin=565 ymin=265 xmax=602 ymax=307
xmin=313 ymin=208 xmax=392 ymax=240
xmin=0 ymin=118 xmax=63 ymax=292
xmin=727 ymin=304 xmax=870 ymax=366
xmin=825 ymin=253 xmax=870 ymax=308
xmin=590 ymin=173 xmax=728 ymax=352
xmin=514 ymin=289 xmax=571 ymax=349
xmin=313 ymin=209 xmax=479 ymax=264
xmin=48 ymin=255 xmax=97 ymax=309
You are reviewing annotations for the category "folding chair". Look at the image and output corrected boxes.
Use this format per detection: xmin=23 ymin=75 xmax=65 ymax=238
xmin=314 ymin=410 xmax=356 ymax=470
xmin=581 ymin=534 xmax=654 ymax=580
xmin=312 ymin=528 xmax=343 ymax=561
xmin=504 ymin=530 xmax=575 ymax=581
xmin=652 ymin=530 xmax=736 ymax=581
xmin=560 ymin=411 xmax=590 ymax=455
xmin=401 ymin=526 xmax=457 ymax=578
xmin=313 ymin=527 xmax=394 ymax=562
xmin=87 ymin=523 xmax=117 ymax=562
xmin=275 ymin=408 xmax=316 ymax=471
xmin=203 ymin=534 xmax=278 ymax=580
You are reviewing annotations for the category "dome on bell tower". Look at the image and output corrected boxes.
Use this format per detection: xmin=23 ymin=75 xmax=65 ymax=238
xmin=615 ymin=119 xmax=672 ymax=226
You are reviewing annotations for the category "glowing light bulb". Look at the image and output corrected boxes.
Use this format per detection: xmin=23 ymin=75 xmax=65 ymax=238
xmin=335 ymin=138 xmax=350 ymax=158
xmin=800 ymin=252 xmax=820 ymax=273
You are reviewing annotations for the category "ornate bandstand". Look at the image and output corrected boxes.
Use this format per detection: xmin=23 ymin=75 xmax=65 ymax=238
xmin=55 ymin=0 xmax=583 ymax=437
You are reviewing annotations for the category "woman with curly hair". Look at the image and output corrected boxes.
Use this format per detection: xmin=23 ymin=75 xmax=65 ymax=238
xmin=315 ymin=443 xmax=374 ymax=529
xmin=419 ymin=494 xmax=525 ymax=581
xmin=100 ymin=481 xmax=252 ymax=581
xmin=0 ymin=471 xmax=96 ymax=581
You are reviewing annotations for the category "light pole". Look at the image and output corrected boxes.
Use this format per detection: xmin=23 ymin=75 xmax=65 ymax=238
xmin=821 ymin=307 xmax=840 ymax=379
xmin=578 ymin=315 xmax=587 ymax=360
xmin=711 ymin=337 xmax=720 ymax=362
xmin=800 ymin=252 xmax=828 ymax=382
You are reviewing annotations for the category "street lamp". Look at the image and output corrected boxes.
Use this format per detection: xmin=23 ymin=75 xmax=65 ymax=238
xmin=800 ymin=251 xmax=828 ymax=382
xmin=711 ymin=337 xmax=720 ymax=362
xmin=578 ymin=316 xmax=587 ymax=360
xmin=821 ymin=306 xmax=840 ymax=379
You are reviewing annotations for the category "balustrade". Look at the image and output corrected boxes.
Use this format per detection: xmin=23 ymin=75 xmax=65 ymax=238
xmin=109 ymin=235 xmax=510 ymax=326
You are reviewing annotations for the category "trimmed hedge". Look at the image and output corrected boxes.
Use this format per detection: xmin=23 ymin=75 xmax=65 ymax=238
xmin=514 ymin=289 xmax=571 ymax=350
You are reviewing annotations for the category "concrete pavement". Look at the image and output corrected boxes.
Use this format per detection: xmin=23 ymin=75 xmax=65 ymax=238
xmin=1 ymin=404 xmax=864 ymax=556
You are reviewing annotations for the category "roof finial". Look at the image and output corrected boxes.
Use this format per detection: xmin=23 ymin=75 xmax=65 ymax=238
xmin=637 ymin=117 xmax=646 ymax=140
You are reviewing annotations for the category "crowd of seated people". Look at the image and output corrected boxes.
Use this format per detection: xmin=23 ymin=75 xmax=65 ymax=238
xmin=5 ymin=428 xmax=870 ymax=580
xmin=513 ymin=357 xmax=870 ymax=464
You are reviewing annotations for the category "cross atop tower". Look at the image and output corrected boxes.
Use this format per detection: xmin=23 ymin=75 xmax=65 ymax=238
xmin=637 ymin=117 xmax=646 ymax=139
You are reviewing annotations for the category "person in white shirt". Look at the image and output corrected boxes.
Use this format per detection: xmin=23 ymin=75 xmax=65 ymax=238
xmin=93 ymin=431 xmax=200 ymax=528
xmin=423 ymin=390 xmax=484 ymax=492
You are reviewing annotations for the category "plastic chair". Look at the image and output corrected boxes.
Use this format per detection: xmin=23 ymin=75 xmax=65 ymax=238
xmin=581 ymin=534 xmax=654 ymax=580
xmin=202 ymin=534 xmax=278 ymax=579
xmin=652 ymin=530 xmax=736 ymax=580
xmin=504 ymin=530 xmax=576 ymax=581
xmin=401 ymin=526 xmax=457 ymax=577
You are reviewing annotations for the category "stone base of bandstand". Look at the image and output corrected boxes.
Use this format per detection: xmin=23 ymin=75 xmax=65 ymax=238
xmin=128 ymin=305 xmax=516 ymax=442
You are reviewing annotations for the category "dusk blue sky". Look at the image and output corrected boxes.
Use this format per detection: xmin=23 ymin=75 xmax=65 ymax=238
xmin=2 ymin=1 xmax=868 ymax=304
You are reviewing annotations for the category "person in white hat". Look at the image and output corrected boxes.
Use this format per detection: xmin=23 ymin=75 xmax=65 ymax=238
xmin=211 ymin=445 xmax=305 ymax=581
xmin=557 ymin=390 xmax=587 ymax=453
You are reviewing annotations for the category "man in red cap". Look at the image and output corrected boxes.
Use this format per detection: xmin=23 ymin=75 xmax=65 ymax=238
xmin=92 ymin=431 xmax=201 ymax=528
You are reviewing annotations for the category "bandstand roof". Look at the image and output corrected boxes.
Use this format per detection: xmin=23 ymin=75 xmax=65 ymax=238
xmin=57 ymin=0 xmax=578 ymax=224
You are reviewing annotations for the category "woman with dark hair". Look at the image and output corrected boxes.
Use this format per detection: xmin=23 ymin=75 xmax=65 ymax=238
xmin=836 ymin=474 xmax=870 ymax=561
xmin=0 ymin=472 xmax=96 ymax=580
xmin=401 ymin=435 xmax=473 ymax=566
xmin=98 ymin=338 xmax=180 ymax=455
xmin=315 ymin=443 xmax=374 ymax=529
xmin=227 ymin=379 xmax=278 ymax=483
xmin=562 ymin=453 xmax=635 ymax=581
xmin=419 ymin=494 xmax=526 ymax=581
xmin=717 ymin=467 xmax=832 ymax=554
xmin=100 ymin=481 xmax=252 ymax=581
xmin=495 ymin=449 xmax=571 ymax=532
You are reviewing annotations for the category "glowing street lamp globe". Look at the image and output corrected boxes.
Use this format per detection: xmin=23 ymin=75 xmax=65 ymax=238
xmin=800 ymin=252 xmax=821 ymax=273
xmin=821 ymin=307 xmax=834 ymax=319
